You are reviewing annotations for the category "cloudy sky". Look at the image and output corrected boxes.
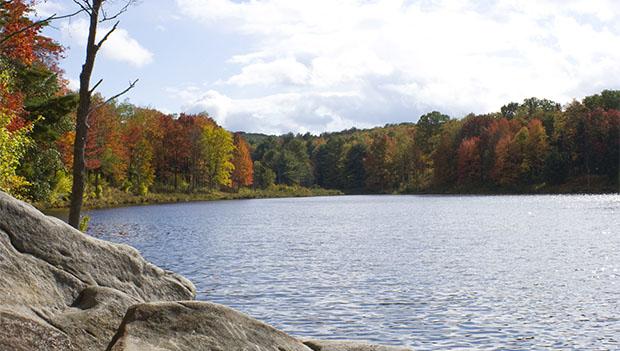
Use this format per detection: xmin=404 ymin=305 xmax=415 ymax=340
xmin=36 ymin=0 xmax=620 ymax=134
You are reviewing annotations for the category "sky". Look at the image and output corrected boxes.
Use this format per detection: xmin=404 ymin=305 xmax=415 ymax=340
xmin=35 ymin=0 xmax=620 ymax=134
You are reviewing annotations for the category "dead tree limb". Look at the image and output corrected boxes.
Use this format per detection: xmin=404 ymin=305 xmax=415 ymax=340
xmin=68 ymin=0 xmax=137 ymax=229
xmin=0 ymin=9 xmax=85 ymax=48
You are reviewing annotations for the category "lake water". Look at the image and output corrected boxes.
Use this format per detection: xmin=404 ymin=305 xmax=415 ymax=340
xmin=85 ymin=195 xmax=620 ymax=350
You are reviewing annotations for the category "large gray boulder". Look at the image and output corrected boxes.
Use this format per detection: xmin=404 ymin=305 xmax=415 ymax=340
xmin=107 ymin=301 xmax=313 ymax=351
xmin=0 ymin=191 xmax=195 ymax=350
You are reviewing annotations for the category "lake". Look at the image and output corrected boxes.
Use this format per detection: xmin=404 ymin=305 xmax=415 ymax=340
xmin=84 ymin=195 xmax=619 ymax=350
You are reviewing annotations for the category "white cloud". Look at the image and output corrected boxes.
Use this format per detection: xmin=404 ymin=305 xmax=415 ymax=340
xmin=171 ymin=87 xmax=370 ymax=134
xmin=61 ymin=19 xmax=153 ymax=67
xmin=33 ymin=1 xmax=64 ymax=17
xmin=175 ymin=0 xmax=620 ymax=133
xmin=67 ymin=78 xmax=80 ymax=91
xmin=227 ymin=58 xmax=310 ymax=86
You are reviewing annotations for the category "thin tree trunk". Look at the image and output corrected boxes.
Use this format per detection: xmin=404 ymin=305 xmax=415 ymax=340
xmin=68 ymin=0 xmax=103 ymax=228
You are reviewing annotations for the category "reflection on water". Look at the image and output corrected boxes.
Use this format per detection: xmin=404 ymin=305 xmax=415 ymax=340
xmin=85 ymin=194 xmax=620 ymax=349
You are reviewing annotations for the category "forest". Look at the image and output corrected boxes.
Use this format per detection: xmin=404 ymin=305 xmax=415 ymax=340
xmin=244 ymin=90 xmax=619 ymax=194
xmin=1 ymin=0 xmax=618 ymax=208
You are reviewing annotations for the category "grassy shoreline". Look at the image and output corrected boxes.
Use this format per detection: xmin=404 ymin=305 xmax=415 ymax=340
xmin=36 ymin=176 xmax=617 ymax=212
xmin=37 ymin=185 xmax=343 ymax=211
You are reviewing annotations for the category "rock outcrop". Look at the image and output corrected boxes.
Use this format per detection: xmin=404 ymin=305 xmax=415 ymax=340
xmin=107 ymin=301 xmax=312 ymax=351
xmin=0 ymin=191 xmax=411 ymax=351
xmin=0 ymin=191 xmax=195 ymax=350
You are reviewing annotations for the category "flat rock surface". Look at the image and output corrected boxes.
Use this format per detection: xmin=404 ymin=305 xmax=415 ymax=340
xmin=303 ymin=340 xmax=412 ymax=351
xmin=107 ymin=301 xmax=313 ymax=351
xmin=0 ymin=311 xmax=75 ymax=351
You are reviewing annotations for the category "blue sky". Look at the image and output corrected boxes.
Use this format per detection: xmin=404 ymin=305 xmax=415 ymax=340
xmin=36 ymin=0 xmax=620 ymax=134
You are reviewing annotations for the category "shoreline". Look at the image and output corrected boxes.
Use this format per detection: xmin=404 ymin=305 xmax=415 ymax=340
xmin=39 ymin=186 xmax=618 ymax=214
xmin=37 ymin=185 xmax=344 ymax=212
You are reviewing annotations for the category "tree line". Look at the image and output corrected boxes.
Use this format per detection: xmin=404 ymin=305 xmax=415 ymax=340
xmin=75 ymin=102 xmax=253 ymax=196
xmin=0 ymin=1 xmax=253 ymax=204
xmin=247 ymin=93 xmax=618 ymax=193
xmin=1 ymin=1 xmax=618 ymax=206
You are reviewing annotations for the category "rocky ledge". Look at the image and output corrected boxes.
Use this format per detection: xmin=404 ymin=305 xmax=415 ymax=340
xmin=0 ymin=191 xmax=410 ymax=351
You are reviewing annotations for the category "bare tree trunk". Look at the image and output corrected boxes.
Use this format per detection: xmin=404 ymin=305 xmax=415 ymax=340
xmin=68 ymin=0 xmax=103 ymax=228
xmin=68 ymin=0 xmax=136 ymax=228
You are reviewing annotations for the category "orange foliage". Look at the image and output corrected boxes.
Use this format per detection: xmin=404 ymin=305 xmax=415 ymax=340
xmin=2 ymin=90 xmax=26 ymax=131
xmin=457 ymin=136 xmax=481 ymax=186
xmin=85 ymin=101 xmax=128 ymax=183
xmin=57 ymin=130 xmax=75 ymax=169
xmin=492 ymin=134 xmax=519 ymax=186
xmin=0 ymin=0 xmax=63 ymax=67
xmin=0 ymin=0 xmax=65 ymax=129
xmin=231 ymin=133 xmax=254 ymax=188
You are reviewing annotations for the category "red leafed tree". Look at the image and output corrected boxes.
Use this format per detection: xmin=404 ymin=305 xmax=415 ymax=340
xmin=457 ymin=136 xmax=481 ymax=186
xmin=492 ymin=134 xmax=519 ymax=187
xmin=485 ymin=118 xmax=519 ymax=148
xmin=524 ymin=119 xmax=549 ymax=182
xmin=231 ymin=133 xmax=253 ymax=189
xmin=0 ymin=0 xmax=64 ymax=130
xmin=84 ymin=99 xmax=128 ymax=185
xmin=0 ymin=78 xmax=25 ymax=131
xmin=154 ymin=113 xmax=216 ymax=190
xmin=153 ymin=114 xmax=176 ymax=186
xmin=0 ymin=0 xmax=63 ymax=67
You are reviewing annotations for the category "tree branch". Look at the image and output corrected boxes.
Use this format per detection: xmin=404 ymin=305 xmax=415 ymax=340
xmin=95 ymin=21 xmax=119 ymax=50
xmin=88 ymin=79 xmax=139 ymax=115
xmin=0 ymin=9 xmax=85 ymax=47
xmin=71 ymin=0 xmax=93 ymax=15
xmin=103 ymin=79 xmax=139 ymax=104
xmin=99 ymin=0 xmax=135 ymax=22
xmin=89 ymin=79 xmax=103 ymax=94
xmin=48 ymin=8 xmax=87 ymax=20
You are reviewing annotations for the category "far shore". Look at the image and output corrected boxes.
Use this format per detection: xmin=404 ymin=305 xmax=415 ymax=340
xmin=38 ymin=185 xmax=344 ymax=213
xmin=39 ymin=180 xmax=618 ymax=215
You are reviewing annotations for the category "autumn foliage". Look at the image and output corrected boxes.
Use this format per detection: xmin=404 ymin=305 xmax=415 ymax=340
xmin=68 ymin=90 xmax=616 ymax=198
xmin=0 ymin=0 xmax=254 ymax=201
xmin=0 ymin=0 xmax=63 ymax=66
xmin=64 ymin=106 xmax=252 ymax=195
xmin=457 ymin=136 xmax=481 ymax=186
xmin=232 ymin=133 xmax=254 ymax=189
xmin=1 ymin=0 xmax=73 ymax=200
xmin=248 ymin=93 xmax=619 ymax=194
xmin=0 ymin=0 xmax=64 ymax=126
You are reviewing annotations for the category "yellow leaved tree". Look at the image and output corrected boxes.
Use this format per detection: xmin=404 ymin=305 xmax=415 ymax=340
xmin=0 ymin=71 xmax=31 ymax=197
xmin=0 ymin=109 xmax=31 ymax=197
xmin=200 ymin=124 xmax=235 ymax=189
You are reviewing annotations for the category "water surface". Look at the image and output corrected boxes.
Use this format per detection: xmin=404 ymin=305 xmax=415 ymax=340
xmin=86 ymin=195 xmax=620 ymax=349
